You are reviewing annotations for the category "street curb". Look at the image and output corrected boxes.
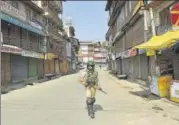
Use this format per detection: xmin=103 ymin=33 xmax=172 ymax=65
xmin=161 ymin=98 xmax=179 ymax=106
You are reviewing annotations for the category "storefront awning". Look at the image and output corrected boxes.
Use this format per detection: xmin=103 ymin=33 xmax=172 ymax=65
xmin=134 ymin=30 xmax=179 ymax=50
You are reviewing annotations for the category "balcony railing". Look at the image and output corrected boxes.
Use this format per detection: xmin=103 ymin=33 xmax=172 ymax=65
xmin=23 ymin=1 xmax=44 ymax=13
xmin=43 ymin=6 xmax=60 ymax=24
xmin=2 ymin=33 xmax=43 ymax=52
xmin=49 ymin=1 xmax=63 ymax=13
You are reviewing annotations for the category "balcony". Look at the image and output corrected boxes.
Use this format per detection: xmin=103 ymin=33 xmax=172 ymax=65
xmin=43 ymin=6 xmax=60 ymax=24
xmin=2 ymin=33 xmax=43 ymax=53
xmin=23 ymin=1 xmax=44 ymax=13
xmin=2 ymin=33 xmax=20 ymax=47
xmin=49 ymin=1 xmax=63 ymax=13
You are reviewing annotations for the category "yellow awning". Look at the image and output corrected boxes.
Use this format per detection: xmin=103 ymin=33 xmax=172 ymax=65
xmin=134 ymin=30 xmax=179 ymax=50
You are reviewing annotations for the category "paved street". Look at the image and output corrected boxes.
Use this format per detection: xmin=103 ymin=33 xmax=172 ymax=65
xmin=2 ymin=70 xmax=179 ymax=125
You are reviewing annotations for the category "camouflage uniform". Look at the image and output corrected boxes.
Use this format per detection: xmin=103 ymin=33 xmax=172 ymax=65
xmin=83 ymin=61 xmax=100 ymax=119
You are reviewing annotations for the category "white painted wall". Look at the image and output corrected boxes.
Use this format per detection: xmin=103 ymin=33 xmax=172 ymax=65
xmin=81 ymin=45 xmax=88 ymax=51
xmin=66 ymin=42 xmax=72 ymax=57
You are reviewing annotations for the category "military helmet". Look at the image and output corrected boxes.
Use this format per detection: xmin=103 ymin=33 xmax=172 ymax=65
xmin=87 ymin=60 xmax=95 ymax=66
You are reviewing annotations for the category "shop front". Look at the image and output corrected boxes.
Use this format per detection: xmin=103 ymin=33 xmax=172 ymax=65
xmin=21 ymin=50 xmax=44 ymax=80
xmin=55 ymin=59 xmax=60 ymax=74
xmin=121 ymin=49 xmax=140 ymax=79
xmin=44 ymin=53 xmax=55 ymax=74
xmin=38 ymin=59 xmax=44 ymax=79
xmin=1 ymin=53 xmax=11 ymax=86
xmin=135 ymin=28 xmax=179 ymax=102
xmin=1 ymin=44 xmax=22 ymax=85
xmin=11 ymin=55 xmax=28 ymax=83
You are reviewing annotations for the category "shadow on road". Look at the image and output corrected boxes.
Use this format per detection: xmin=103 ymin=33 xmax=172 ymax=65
xmin=129 ymin=89 xmax=160 ymax=101
xmin=94 ymin=104 xmax=103 ymax=112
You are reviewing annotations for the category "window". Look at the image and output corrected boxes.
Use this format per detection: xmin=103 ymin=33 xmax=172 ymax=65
xmin=11 ymin=1 xmax=18 ymax=9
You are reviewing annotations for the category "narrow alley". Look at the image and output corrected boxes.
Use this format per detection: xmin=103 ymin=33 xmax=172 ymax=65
xmin=2 ymin=70 xmax=179 ymax=125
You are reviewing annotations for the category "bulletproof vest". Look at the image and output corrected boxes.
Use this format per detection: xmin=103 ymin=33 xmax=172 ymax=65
xmin=86 ymin=71 xmax=98 ymax=85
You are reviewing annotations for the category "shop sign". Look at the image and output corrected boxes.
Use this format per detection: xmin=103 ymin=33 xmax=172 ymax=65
xmin=45 ymin=53 xmax=55 ymax=60
xmin=121 ymin=49 xmax=137 ymax=59
xmin=1 ymin=44 xmax=22 ymax=54
xmin=22 ymin=50 xmax=44 ymax=59
xmin=171 ymin=81 xmax=179 ymax=98
xmin=29 ymin=21 xmax=42 ymax=30
xmin=0 ymin=1 xmax=26 ymax=21
xmin=129 ymin=49 xmax=137 ymax=57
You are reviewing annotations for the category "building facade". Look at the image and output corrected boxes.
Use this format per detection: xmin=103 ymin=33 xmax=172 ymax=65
xmin=80 ymin=41 xmax=107 ymax=66
xmin=105 ymin=0 xmax=149 ymax=80
xmin=105 ymin=0 xmax=179 ymax=83
xmin=1 ymin=0 xmax=64 ymax=87
xmin=64 ymin=17 xmax=80 ymax=72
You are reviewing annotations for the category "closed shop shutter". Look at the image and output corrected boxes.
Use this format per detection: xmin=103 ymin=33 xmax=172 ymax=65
xmin=55 ymin=60 xmax=60 ymax=74
xmin=116 ymin=59 xmax=122 ymax=74
xmin=122 ymin=58 xmax=131 ymax=77
xmin=1 ymin=53 xmax=11 ymax=86
xmin=11 ymin=55 xmax=28 ymax=82
xmin=132 ymin=56 xmax=140 ymax=79
xmin=50 ymin=59 xmax=55 ymax=73
xmin=44 ymin=60 xmax=50 ymax=74
xmin=37 ymin=59 xmax=44 ymax=79
xmin=139 ymin=54 xmax=149 ymax=80
xmin=28 ymin=58 xmax=38 ymax=78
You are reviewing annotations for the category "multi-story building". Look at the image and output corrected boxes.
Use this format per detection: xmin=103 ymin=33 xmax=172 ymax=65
xmin=105 ymin=0 xmax=149 ymax=81
xmin=105 ymin=0 xmax=179 ymax=82
xmin=93 ymin=42 xmax=107 ymax=65
xmin=1 ymin=0 xmax=64 ymax=87
xmin=135 ymin=1 xmax=179 ymax=82
xmin=80 ymin=41 xmax=107 ymax=66
xmin=64 ymin=17 xmax=80 ymax=72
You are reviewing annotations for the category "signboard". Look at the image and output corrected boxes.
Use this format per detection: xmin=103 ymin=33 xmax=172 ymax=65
xmin=29 ymin=21 xmax=42 ymax=30
xmin=171 ymin=81 xmax=179 ymax=98
xmin=0 ymin=1 xmax=26 ymax=21
xmin=22 ymin=50 xmax=44 ymax=59
xmin=121 ymin=49 xmax=137 ymax=59
xmin=1 ymin=44 xmax=22 ymax=54
xmin=170 ymin=3 xmax=179 ymax=27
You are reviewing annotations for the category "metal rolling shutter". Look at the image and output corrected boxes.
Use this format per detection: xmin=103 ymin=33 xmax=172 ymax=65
xmin=50 ymin=59 xmax=55 ymax=73
xmin=132 ymin=56 xmax=140 ymax=79
xmin=44 ymin=60 xmax=50 ymax=74
xmin=11 ymin=55 xmax=28 ymax=82
xmin=28 ymin=58 xmax=38 ymax=78
xmin=1 ymin=53 xmax=11 ymax=85
xmin=37 ymin=59 xmax=44 ymax=79
xmin=55 ymin=60 xmax=60 ymax=74
xmin=140 ymin=54 xmax=149 ymax=80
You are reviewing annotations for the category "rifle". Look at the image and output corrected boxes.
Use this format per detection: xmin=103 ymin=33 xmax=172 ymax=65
xmin=98 ymin=88 xmax=107 ymax=94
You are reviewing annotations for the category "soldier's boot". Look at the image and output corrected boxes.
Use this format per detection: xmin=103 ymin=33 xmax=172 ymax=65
xmin=86 ymin=98 xmax=95 ymax=119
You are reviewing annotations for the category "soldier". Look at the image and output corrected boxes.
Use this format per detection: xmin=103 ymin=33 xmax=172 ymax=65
xmin=81 ymin=60 xmax=102 ymax=119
